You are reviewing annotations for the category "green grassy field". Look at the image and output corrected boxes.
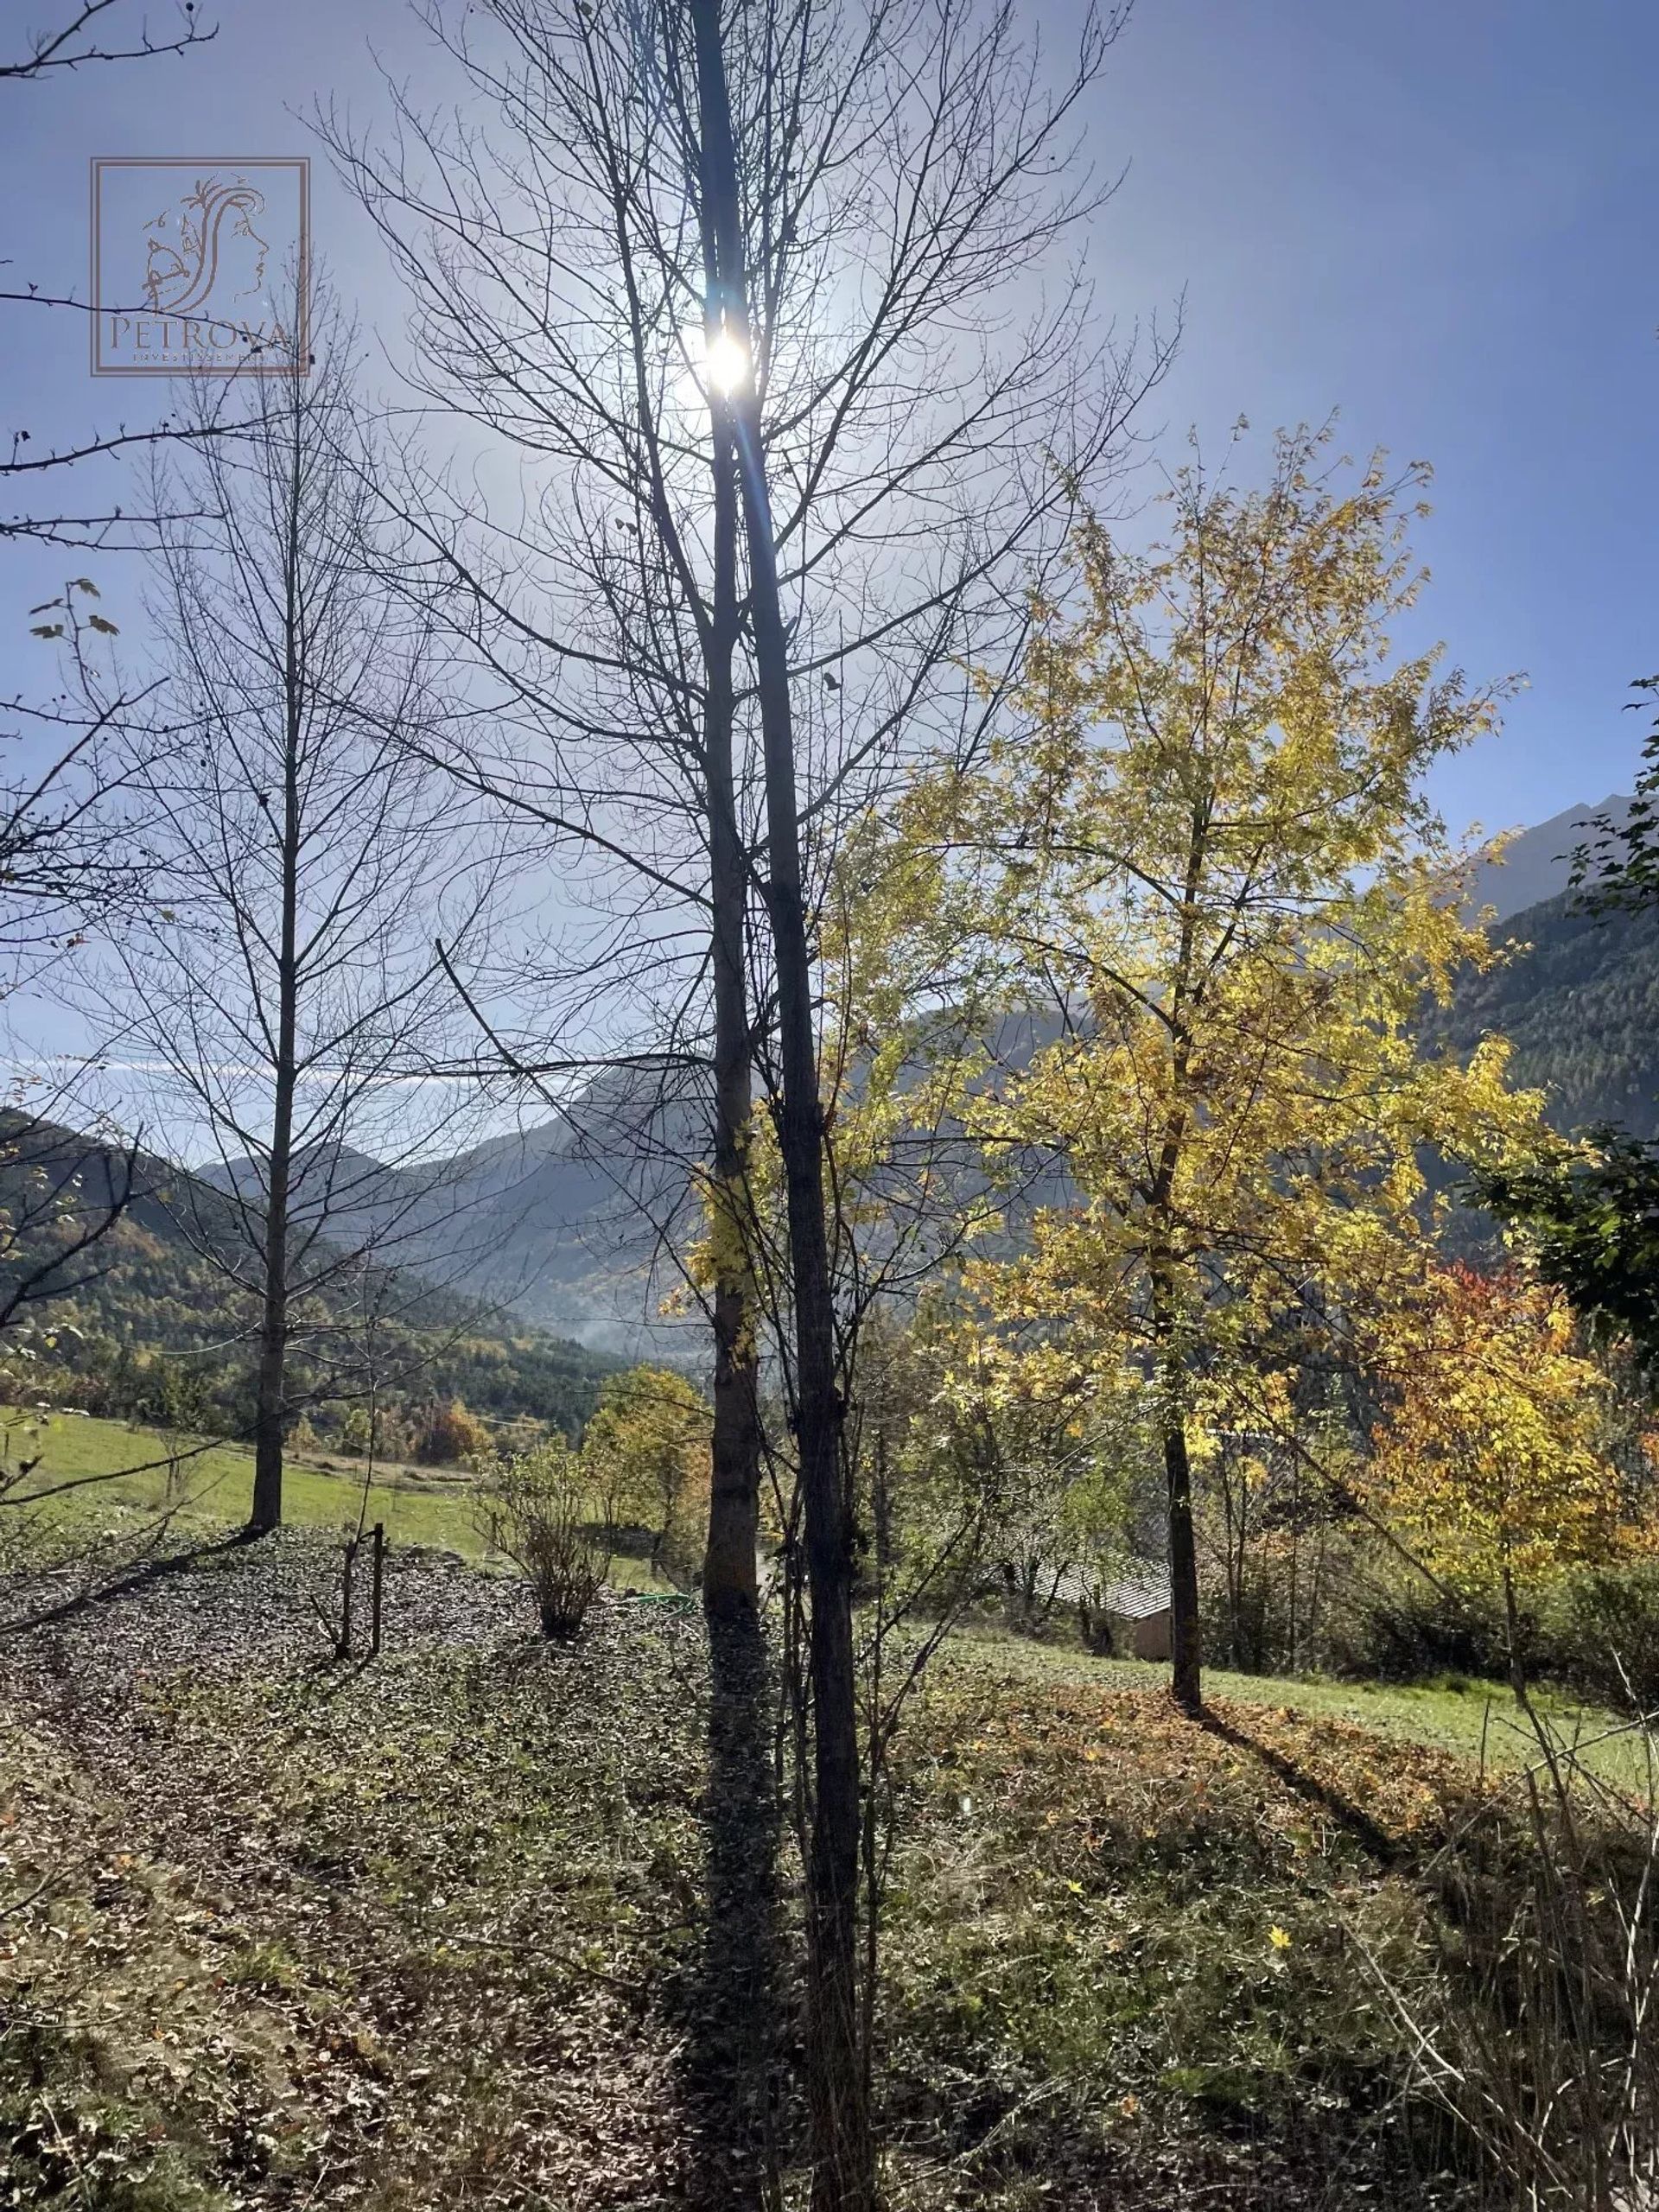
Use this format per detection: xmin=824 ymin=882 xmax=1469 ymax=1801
xmin=3 ymin=1408 xmax=1643 ymax=1781
xmin=946 ymin=1618 xmax=1649 ymax=1783
xmin=2 ymin=1406 xmax=490 ymax=1554
xmin=0 ymin=1408 xmax=690 ymax=1592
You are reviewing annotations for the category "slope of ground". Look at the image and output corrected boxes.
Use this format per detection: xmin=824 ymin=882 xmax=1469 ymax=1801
xmin=0 ymin=1412 xmax=686 ymax=1600
xmin=2 ymin=1408 xmax=488 ymax=1554
xmin=943 ymin=1625 xmax=1644 ymax=1784
xmin=0 ymin=1535 xmax=1637 ymax=2209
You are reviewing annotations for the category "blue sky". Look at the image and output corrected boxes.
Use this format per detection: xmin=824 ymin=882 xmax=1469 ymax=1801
xmin=3 ymin=0 xmax=1655 ymax=838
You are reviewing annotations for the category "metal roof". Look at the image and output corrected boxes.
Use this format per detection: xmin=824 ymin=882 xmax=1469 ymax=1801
xmin=1095 ymin=1573 xmax=1172 ymax=1620
xmin=1044 ymin=1564 xmax=1172 ymax=1618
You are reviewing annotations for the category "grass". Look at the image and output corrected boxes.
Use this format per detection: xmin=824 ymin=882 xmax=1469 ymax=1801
xmin=2 ymin=1406 xmax=496 ymax=1554
xmin=0 ymin=1548 xmax=1488 ymax=2211
xmin=0 ymin=1408 xmax=686 ymax=1591
xmin=0 ymin=1534 xmax=1651 ymax=2209
xmin=944 ymin=1619 xmax=1650 ymax=1786
xmin=3 ymin=1410 xmax=1637 ymax=1777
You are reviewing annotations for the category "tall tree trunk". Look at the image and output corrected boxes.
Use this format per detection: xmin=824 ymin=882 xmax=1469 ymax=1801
xmin=1162 ymin=1404 xmax=1202 ymax=1716
xmin=1152 ymin=1262 xmax=1202 ymax=1715
xmin=249 ymin=1090 xmax=292 ymax=1533
xmin=251 ymin=418 xmax=305 ymax=1537
xmin=689 ymin=6 xmax=872 ymax=2202
xmin=1153 ymin=810 xmax=1206 ymax=1714
xmin=700 ymin=234 xmax=763 ymax=1624
xmin=249 ymin=894 xmax=296 ymax=1531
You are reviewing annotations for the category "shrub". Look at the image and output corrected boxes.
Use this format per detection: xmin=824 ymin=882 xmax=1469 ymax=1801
xmin=338 ymin=1404 xmax=375 ymax=1458
xmin=579 ymin=1365 xmax=710 ymax=1586
xmin=477 ymin=1445 xmax=607 ymax=1641
xmin=1376 ymin=1707 xmax=1659 ymax=2209
xmin=1322 ymin=1555 xmax=1532 ymax=1685
xmin=413 ymin=1395 xmax=493 ymax=1466
xmin=1199 ymin=1560 xmax=1278 ymax=1675
xmin=1545 ymin=1558 xmax=1659 ymax=1711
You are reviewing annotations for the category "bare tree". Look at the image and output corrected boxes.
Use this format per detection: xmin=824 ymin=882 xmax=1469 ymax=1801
xmin=1 ymin=3 xmax=228 ymax=550
xmin=103 ymin=307 xmax=495 ymax=1534
xmin=2 ymin=0 xmax=212 ymax=79
xmin=327 ymin=1 xmax=1165 ymax=2198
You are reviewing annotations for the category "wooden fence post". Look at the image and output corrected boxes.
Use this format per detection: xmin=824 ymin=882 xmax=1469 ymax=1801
xmin=371 ymin=1522 xmax=385 ymax=1656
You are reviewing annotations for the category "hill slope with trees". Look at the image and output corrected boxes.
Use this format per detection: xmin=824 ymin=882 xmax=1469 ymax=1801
xmin=0 ymin=1116 xmax=629 ymax=1452
xmin=1428 ymin=890 xmax=1659 ymax=1138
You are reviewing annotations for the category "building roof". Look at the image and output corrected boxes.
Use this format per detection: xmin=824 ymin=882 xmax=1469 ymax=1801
xmin=1096 ymin=1572 xmax=1172 ymax=1621
xmin=1043 ymin=1563 xmax=1172 ymax=1618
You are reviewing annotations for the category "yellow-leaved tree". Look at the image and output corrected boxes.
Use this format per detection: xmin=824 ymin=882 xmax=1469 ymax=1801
xmin=1364 ymin=1261 xmax=1625 ymax=1700
xmin=581 ymin=1365 xmax=712 ymax=1586
xmin=854 ymin=428 xmax=1548 ymax=1712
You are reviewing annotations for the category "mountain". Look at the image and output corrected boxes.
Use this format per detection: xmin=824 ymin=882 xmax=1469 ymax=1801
xmin=1464 ymin=794 xmax=1634 ymax=924
xmin=0 ymin=1115 xmax=630 ymax=1440
xmin=199 ymin=1065 xmax=706 ymax=1355
xmin=1429 ymin=886 xmax=1659 ymax=1139
xmin=190 ymin=799 xmax=1659 ymax=1342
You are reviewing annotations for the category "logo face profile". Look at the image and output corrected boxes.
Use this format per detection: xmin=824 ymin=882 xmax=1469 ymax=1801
xmin=91 ymin=157 xmax=309 ymax=376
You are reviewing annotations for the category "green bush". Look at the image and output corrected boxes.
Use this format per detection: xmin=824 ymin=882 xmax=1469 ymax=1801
xmin=1544 ymin=1560 xmax=1659 ymax=1711
xmin=1321 ymin=1560 xmax=1533 ymax=1686
xmin=476 ymin=1443 xmax=607 ymax=1639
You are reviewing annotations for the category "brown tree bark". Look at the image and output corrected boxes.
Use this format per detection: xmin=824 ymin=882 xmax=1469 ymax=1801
xmin=249 ymin=1095 xmax=290 ymax=1532
xmin=249 ymin=418 xmax=306 ymax=1537
xmin=698 ymin=183 xmax=763 ymax=1625
xmin=689 ymin=3 xmax=872 ymax=2201
xmin=1162 ymin=1402 xmax=1203 ymax=1718
xmin=1150 ymin=1252 xmax=1202 ymax=1715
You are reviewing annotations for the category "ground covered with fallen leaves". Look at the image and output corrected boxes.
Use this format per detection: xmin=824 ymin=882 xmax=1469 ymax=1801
xmin=0 ymin=1534 xmax=1497 ymax=2209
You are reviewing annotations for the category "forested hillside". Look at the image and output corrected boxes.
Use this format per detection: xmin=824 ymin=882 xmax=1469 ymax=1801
xmin=0 ymin=1117 xmax=628 ymax=1449
xmin=1429 ymin=890 xmax=1659 ymax=1137
xmin=203 ymin=1095 xmax=679 ymax=1352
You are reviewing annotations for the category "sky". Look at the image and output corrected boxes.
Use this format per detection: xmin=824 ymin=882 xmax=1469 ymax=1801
xmin=0 ymin=0 xmax=1656 ymax=1119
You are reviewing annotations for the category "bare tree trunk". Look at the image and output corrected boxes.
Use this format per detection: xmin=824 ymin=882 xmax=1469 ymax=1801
xmin=250 ymin=1014 xmax=296 ymax=1531
xmin=250 ymin=429 xmax=306 ymax=1538
xmin=114 ymin=307 xmax=489 ymax=1544
xmin=249 ymin=1134 xmax=290 ymax=1531
xmin=700 ymin=267 xmax=763 ymax=1624
xmin=690 ymin=4 xmax=870 ymax=2200
xmin=1163 ymin=1408 xmax=1203 ymax=1717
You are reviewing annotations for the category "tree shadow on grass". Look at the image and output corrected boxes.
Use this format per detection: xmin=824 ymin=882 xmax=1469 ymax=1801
xmin=0 ymin=1526 xmax=257 ymax=1637
xmin=1199 ymin=1705 xmax=1407 ymax=1868
xmin=671 ymin=1612 xmax=790 ymax=2210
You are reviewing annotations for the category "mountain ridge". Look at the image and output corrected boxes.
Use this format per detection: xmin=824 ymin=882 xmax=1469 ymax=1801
xmin=1463 ymin=793 xmax=1634 ymax=922
xmin=180 ymin=797 xmax=1657 ymax=1341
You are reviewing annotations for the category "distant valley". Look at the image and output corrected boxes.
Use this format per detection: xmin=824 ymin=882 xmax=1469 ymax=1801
xmin=11 ymin=796 xmax=1651 ymax=1371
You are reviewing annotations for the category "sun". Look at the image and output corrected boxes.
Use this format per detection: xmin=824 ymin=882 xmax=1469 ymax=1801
xmin=703 ymin=325 xmax=751 ymax=397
